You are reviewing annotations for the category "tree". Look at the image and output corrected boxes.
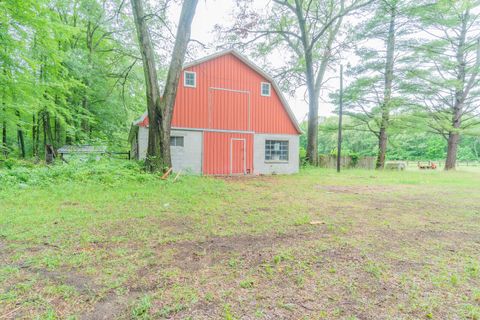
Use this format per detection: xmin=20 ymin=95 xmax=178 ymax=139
xmin=342 ymin=0 xmax=415 ymax=168
xmin=220 ymin=0 xmax=372 ymax=165
xmin=131 ymin=0 xmax=198 ymax=172
xmin=0 ymin=0 xmax=146 ymax=160
xmin=410 ymin=0 xmax=480 ymax=170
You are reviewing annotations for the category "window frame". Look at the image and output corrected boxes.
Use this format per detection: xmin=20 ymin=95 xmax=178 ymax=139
xmin=184 ymin=71 xmax=196 ymax=88
xmin=170 ymin=136 xmax=184 ymax=147
xmin=260 ymin=82 xmax=271 ymax=97
xmin=264 ymin=140 xmax=289 ymax=162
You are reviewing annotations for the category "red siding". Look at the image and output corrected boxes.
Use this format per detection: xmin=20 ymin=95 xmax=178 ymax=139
xmin=203 ymin=132 xmax=253 ymax=175
xmin=172 ymin=53 xmax=298 ymax=134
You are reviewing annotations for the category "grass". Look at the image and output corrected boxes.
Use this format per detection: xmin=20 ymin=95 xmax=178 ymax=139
xmin=0 ymin=163 xmax=480 ymax=319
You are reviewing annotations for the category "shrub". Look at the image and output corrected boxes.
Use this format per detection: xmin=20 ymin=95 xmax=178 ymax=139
xmin=0 ymin=158 xmax=156 ymax=191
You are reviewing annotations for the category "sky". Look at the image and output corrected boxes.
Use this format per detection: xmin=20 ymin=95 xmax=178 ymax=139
xmin=172 ymin=0 xmax=344 ymax=121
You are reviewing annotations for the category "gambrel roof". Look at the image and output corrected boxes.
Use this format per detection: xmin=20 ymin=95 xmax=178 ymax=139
xmin=133 ymin=49 xmax=301 ymax=134
xmin=183 ymin=49 xmax=301 ymax=133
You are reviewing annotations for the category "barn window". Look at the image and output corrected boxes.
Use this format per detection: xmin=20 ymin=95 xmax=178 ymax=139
xmin=265 ymin=140 xmax=288 ymax=161
xmin=184 ymin=71 xmax=196 ymax=87
xmin=170 ymin=136 xmax=184 ymax=147
xmin=261 ymin=82 xmax=271 ymax=96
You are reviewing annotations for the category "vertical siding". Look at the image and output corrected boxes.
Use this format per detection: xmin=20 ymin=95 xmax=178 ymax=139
xmin=171 ymin=53 xmax=298 ymax=135
xmin=203 ymin=132 xmax=253 ymax=175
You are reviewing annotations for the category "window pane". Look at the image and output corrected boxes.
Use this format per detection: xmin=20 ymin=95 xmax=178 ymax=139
xmin=170 ymin=136 xmax=184 ymax=147
xmin=261 ymin=83 xmax=270 ymax=96
xmin=184 ymin=72 xmax=195 ymax=87
xmin=265 ymin=140 xmax=288 ymax=161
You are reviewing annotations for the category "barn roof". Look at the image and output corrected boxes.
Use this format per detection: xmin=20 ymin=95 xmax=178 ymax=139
xmin=133 ymin=49 xmax=301 ymax=133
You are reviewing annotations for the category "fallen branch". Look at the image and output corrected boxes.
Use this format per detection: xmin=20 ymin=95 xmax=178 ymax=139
xmin=173 ymin=170 xmax=182 ymax=183
xmin=161 ymin=167 xmax=173 ymax=180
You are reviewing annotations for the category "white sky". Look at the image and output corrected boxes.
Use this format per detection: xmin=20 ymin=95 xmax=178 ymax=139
xmin=182 ymin=0 xmax=343 ymax=121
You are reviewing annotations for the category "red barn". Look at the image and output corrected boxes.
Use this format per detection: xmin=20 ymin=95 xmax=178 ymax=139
xmin=130 ymin=50 xmax=301 ymax=175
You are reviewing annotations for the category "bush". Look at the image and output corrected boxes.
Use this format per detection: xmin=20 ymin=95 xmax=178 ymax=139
xmin=0 ymin=158 xmax=156 ymax=191
xmin=299 ymin=147 xmax=308 ymax=167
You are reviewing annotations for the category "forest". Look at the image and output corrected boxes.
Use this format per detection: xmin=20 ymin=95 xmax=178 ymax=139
xmin=1 ymin=0 xmax=480 ymax=168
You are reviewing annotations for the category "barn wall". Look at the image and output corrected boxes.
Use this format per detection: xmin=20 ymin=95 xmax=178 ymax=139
xmin=172 ymin=54 xmax=299 ymax=135
xmin=203 ymin=131 xmax=254 ymax=175
xmin=136 ymin=128 xmax=202 ymax=174
xmin=254 ymin=134 xmax=299 ymax=174
xmin=138 ymin=127 xmax=149 ymax=160
xmin=170 ymin=129 xmax=202 ymax=174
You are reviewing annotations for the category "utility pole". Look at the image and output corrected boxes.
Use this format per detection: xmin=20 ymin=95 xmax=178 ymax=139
xmin=337 ymin=65 xmax=343 ymax=173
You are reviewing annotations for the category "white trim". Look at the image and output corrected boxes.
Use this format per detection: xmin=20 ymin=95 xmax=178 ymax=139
xmin=171 ymin=126 xmax=254 ymax=134
xmin=183 ymin=49 xmax=302 ymax=134
xmin=209 ymin=87 xmax=249 ymax=93
xmin=230 ymin=138 xmax=246 ymax=175
xmin=201 ymin=131 xmax=204 ymax=175
xmin=183 ymin=71 xmax=196 ymax=88
xmin=261 ymin=82 xmax=271 ymax=97
xmin=132 ymin=111 xmax=148 ymax=126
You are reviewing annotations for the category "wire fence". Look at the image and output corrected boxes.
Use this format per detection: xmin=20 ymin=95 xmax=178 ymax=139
xmin=400 ymin=160 xmax=480 ymax=169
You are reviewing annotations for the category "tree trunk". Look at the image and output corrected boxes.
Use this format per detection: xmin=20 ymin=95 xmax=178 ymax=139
xmin=445 ymin=132 xmax=460 ymax=170
xmin=42 ymin=112 xmax=47 ymax=149
xmin=16 ymin=110 xmax=25 ymax=158
xmin=294 ymin=0 xmax=344 ymax=166
xmin=376 ymin=3 xmax=396 ymax=169
xmin=33 ymin=114 xmax=37 ymax=158
xmin=55 ymin=116 xmax=61 ymax=147
xmin=445 ymin=11 xmax=468 ymax=170
xmin=305 ymin=72 xmax=319 ymax=166
xmin=293 ymin=0 xmax=318 ymax=165
xmin=131 ymin=0 xmax=198 ymax=172
xmin=1 ymin=120 xmax=6 ymax=158
xmin=45 ymin=111 xmax=55 ymax=149
xmin=376 ymin=126 xmax=388 ymax=169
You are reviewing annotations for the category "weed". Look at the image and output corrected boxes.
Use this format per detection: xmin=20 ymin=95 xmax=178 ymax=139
xmin=224 ymin=304 xmax=237 ymax=320
xmin=239 ymin=278 xmax=255 ymax=289
xmin=131 ymin=295 xmax=152 ymax=319
xmin=293 ymin=214 xmax=311 ymax=226
xmin=228 ymin=257 xmax=240 ymax=268
xmin=462 ymin=304 xmax=480 ymax=320
xmin=273 ymin=250 xmax=294 ymax=264
xmin=364 ymin=260 xmax=384 ymax=279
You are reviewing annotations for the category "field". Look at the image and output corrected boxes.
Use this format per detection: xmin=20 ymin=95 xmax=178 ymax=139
xmin=1 ymin=165 xmax=480 ymax=319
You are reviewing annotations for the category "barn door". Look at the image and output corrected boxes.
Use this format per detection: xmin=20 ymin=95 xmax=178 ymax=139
xmin=230 ymin=138 xmax=246 ymax=175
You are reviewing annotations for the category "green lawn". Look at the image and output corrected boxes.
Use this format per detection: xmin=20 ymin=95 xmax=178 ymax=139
xmin=1 ymin=167 xmax=480 ymax=319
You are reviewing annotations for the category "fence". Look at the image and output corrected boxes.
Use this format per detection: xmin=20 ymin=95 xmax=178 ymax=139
xmin=402 ymin=160 xmax=480 ymax=168
xmin=318 ymin=155 xmax=376 ymax=169
xmin=316 ymin=156 xmax=479 ymax=170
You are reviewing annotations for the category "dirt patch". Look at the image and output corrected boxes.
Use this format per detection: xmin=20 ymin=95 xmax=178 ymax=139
xmin=378 ymin=227 xmax=480 ymax=244
xmin=0 ymin=240 xmax=9 ymax=262
xmin=316 ymin=185 xmax=407 ymax=194
xmin=80 ymin=292 xmax=140 ymax=320
xmin=31 ymin=268 xmax=98 ymax=294
xmin=159 ymin=226 xmax=329 ymax=272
